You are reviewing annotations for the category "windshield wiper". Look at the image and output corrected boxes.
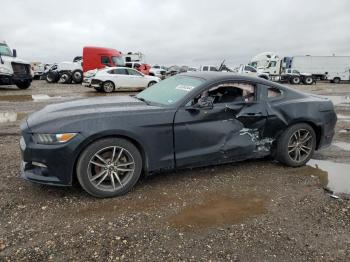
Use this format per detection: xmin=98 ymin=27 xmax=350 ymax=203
xmin=134 ymin=96 xmax=151 ymax=105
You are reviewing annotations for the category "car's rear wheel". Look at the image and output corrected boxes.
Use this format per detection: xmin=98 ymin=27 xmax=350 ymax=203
xmin=102 ymin=81 xmax=115 ymax=93
xmin=76 ymin=138 xmax=142 ymax=198
xmin=290 ymin=76 xmax=301 ymax=84
xmin=148 ymin=81 xmax=157 ymax=87
xmin=275 ymin=123 xmax=316 ymax=167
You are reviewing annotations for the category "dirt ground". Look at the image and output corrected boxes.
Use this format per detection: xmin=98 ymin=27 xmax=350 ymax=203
xmin=1 ymin=80 xmax=350 ymax=261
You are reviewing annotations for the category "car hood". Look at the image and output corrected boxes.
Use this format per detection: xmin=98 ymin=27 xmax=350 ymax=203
xmin=26 ymin=95 xmax=162 ymax=130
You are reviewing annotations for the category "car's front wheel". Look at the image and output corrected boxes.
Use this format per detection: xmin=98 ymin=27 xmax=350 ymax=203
xmin=275 ymin=123 xmax=316 ymax=167
xmin=76 ymin=138 xmax=142 ymax=198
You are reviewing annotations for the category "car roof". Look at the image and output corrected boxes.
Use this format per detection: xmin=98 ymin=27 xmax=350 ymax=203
xmin=180 ymin=71 xmax=297 ymax=91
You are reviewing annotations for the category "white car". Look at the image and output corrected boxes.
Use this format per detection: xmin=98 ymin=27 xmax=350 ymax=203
xmin=83 ymin=67 xmax=160 ymax=93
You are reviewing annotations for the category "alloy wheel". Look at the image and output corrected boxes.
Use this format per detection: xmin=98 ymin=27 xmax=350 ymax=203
xmin=287 ymin=129 xmax=313 ymax=163
xmin=103 ymin=82 xmax=114 ymax=92
xmin=87 ymin=146 xmax=135 ymax=192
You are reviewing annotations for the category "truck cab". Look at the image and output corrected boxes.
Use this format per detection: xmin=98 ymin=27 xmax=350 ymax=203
xmin=0 ymin=41 xmax=32 ymax=89
xmin=83 ymin=46 xmax=125 ymax=73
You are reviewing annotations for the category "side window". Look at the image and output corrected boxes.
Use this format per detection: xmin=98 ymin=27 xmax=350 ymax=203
xmin=210 ymin=66 xmax=217 ymax=71
xmin=195 ymin=82 xmax=256 ymax=105
xmin=202 ymin=66 xmax=208 ymax=71
xmin=245 ymin=66 xmax=257 ymax=72
xmin=125 ymin=63 xmax=132 ymax=68
xmin=115 ymin=68 xmax=128 ymax=75
xmin=267 ymin=87 xmax=282 ymax=99
xmin=127 ymin=68 xmax=142 ymax=76
xmin=101 ymin=56 xmax=111 ymax=65
xmin=107 ymin=69 xmax=116 ymax=74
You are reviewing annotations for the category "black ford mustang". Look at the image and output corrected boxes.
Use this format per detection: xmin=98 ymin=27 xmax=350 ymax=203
xmin=20 ymin=73 xmax=337 ymax=197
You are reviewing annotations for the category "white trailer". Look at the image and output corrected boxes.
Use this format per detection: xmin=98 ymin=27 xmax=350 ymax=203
xmin=289 ymin=56 xmax=350 ymax=83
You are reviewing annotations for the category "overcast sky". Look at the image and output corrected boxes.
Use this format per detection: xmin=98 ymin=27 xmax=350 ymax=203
xmin=1 ymin=0 xmax=350 ymax=67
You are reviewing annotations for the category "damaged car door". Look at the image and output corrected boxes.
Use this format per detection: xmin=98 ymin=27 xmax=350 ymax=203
xmin=173 ymin=81 xmax=269 ymax=168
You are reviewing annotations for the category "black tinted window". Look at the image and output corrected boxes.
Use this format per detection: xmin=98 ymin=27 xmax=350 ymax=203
xmin=101 ymin=56 xmax=111 ymax=65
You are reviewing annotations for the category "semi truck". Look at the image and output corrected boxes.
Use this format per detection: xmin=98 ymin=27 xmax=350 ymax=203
xmin=284 ymin=56 xmax=350 ymax=83
xmin=250 ymin=52 xmax=350 ymax=84
xmin=45 ymin=46 xmax=125 ymax=84
xmin=0 ymin=41 xmax=32 ymax=89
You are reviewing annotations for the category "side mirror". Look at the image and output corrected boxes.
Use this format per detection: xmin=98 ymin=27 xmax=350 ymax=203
xmin=13 ymin=49 xmax=17 ymax=57
xmin=196 ymin=96 xmax=214 ymax=109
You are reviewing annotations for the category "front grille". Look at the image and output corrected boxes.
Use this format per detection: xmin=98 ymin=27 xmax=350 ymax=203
xmin=12 ymin=62 xmax=30 ymax=76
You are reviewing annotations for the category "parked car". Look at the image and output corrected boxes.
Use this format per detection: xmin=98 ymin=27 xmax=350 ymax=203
xmin=125 ymin=62 xmax=151 ymax=75
xmin=83 ymin=67 xmax=160 ymax=92
xmin=31 ymin=62 xmax=45 ymax=80
xmin=149 ymin=65 xmax=167 ymax=78
xmin=20 ymin=72 xmax=337 ymax=198
xmin=236 ymin=64 xmax=269 ymax=80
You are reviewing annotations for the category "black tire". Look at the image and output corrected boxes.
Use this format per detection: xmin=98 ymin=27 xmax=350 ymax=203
xmin=102 ymin=81 xmax=115 ymax=93
xmin=290 ymin=76 xmax=301 ymax=84
xmin=148 ymin=81 xmax=157 ymax=87
xmin=16 ymin=80 xmax=31 ymax=89
xmin=275 ymin=123 xmax=316 ymax=167
xmin=76 ymin=138 xmax=142 ymax=198
xmin=333 ymin=77 xmax=341 ymax=84
xmin=59 ymin=72 xmax=72 ymax=84
xmin=46 ymin=71 xmax=59 ymax=83
xmin=303 ymin=76 xmax=313 ymax=85
xmin=72 ymin=70 xmax=83 ymax=83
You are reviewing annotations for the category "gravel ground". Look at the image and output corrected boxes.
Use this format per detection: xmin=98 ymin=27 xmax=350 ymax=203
xmin=0 ymin=80 xmax=350 ymax=261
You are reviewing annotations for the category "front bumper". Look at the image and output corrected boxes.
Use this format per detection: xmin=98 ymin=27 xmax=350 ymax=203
xmin=0 ymin=74 xmax=32 ymax=85
xmin=20 ymin=124 xmax=84 ymax=186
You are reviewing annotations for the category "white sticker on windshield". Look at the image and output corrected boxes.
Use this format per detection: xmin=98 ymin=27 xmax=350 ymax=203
xmin=175 ymin=85 xmax=194 ymax=92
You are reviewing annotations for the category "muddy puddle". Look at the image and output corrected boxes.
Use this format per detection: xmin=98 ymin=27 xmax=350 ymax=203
xmin=325 ymin=95 xmax=350 ymax=106
xmin=169 ymin=193 xmax=266 ymax=229
xmin=333 ymin=141 xmax=350 ymax=151
xmin=337 ymin=114 xmax=350 ymax=122
xmin=0 ymin=112 xmax=27 ymax=123
xmin=307 ymin=159 xmax=350 ymax=197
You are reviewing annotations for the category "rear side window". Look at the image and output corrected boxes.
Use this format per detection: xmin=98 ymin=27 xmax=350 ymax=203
xmin=101 ymin=56 xmax=111 ymax=65
xmin=115 ymin=68 xmax=128 ymax=75
xmin=127 ymin=68 xmax=142 ymax=76
xmin=202 ymin=66 xmax=208 ymax=71
xmin=268 ymin=87 xmax=282 ymax=99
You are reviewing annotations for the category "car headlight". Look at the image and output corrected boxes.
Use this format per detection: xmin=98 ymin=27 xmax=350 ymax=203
xmin=33 ymin=133 xmax=77 ymax=144
xmin=0 ymin=66 xmax=11 ymax=74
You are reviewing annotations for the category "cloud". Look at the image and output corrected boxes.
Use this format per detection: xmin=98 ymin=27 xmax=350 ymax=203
xmin=1 ymin=0 xmax=349 ymax=67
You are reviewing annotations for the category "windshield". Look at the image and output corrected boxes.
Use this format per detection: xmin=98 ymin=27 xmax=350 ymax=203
xmin=0 ymin=43 xmax=13 ymax=57
xmin=136 ymin=75 xmax=205 ymax=106
xmin=112 ymin=56 xmax=125 ymax=66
